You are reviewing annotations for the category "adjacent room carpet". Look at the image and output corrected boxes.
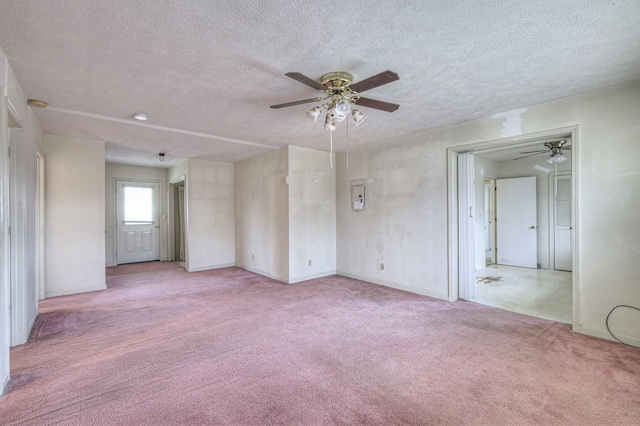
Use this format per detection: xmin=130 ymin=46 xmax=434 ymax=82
xmin=1 ymin=262 xmax=638 ymax=425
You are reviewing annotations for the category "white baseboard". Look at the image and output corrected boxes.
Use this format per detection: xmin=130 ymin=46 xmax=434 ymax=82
xmin=288 ymin=270 xmax=336 ymax=284
xmin=45 ymin=284 xmax=107 ymax=299
xmin=2 ymin=373 xmax=9 ymax=396
xmin=336 ymin=270 xmax=449 ymax=301
xmin=240 ymin=267 xmax=337 ymax=284
xmin=187 ymin=263 xmax=236 ymax=273
xmin=27 ymin=309 xmax=37 ymax=338
xmin=241 ymin=266 xmax=288 ymax=284
xmin=578 ymin=325 xmax=640 ymax=347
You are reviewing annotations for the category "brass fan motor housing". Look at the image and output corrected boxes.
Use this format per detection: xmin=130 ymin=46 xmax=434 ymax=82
xmin=544 ymin=140 xmax=567 ymax=150
xmin=321 ymin=72 xmax=353 ymax=89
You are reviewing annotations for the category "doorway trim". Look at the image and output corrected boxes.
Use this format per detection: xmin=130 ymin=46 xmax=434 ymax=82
xmin=447 ymin=125 xmax=580 ymax=331
xmin=37 ymin=151 xmax=45 ymax=300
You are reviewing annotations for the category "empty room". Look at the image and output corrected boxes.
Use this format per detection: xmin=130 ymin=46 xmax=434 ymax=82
xmin=0 ymin=1 xmax=639 ymax=424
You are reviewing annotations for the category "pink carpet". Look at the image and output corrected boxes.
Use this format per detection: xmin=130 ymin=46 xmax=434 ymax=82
xmin=1 ymin=262 xmax=638 ymax=424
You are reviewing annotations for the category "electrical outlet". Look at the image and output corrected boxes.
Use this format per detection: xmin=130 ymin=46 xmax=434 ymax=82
xmin=379 ymin=262 xmax=385 ymax=271
xmin=308 ymin=259 xmax=312 ymax=266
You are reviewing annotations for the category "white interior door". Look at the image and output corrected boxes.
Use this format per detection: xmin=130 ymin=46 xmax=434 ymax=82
xmin=116 ymin=181 xmax=161 ymax=264
xmin=496 ymin=177 xmax=537 ymax=268
xmin=554 ymin=174 xmax=572 ymax=271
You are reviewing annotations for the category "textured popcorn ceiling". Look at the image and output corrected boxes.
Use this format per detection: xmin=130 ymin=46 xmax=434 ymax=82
xmin=0 ymin=0 xmax=639 ymax=166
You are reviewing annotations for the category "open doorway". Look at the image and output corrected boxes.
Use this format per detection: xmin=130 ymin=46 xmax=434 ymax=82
xmin=450 ymin=128 xmax=577 ymax=326
xmin=169 ymin=177 xmax=186 ymax=270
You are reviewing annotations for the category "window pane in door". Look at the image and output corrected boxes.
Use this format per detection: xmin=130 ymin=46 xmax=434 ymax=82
xmin=124 ymin=187 xmax=153 ymax=222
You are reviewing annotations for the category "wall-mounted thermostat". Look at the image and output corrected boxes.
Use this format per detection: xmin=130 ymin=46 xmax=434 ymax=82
xmin=351 ymin=179 xmax=366 ymax=211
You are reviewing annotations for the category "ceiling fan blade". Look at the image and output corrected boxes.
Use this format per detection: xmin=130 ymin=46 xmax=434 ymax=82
xmin=284 ymin=72 xmax=327 ymax=91
xmin=519 ymin=150 xmax=548 ymax=154
xmin=270 ymin=98 xmax=321 ymax=109
xmin=349 ymin=70 xmax=399 ymax=93
xmin=513 ymin=152 xmax=545 ymax=160
xmin=354 ymin=97 xmax=400 ymax=112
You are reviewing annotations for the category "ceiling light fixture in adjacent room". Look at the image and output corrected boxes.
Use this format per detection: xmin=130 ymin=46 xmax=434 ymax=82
xmin=546 ymin=152 xmax=567 ymax=164
xmin=514 ymin=139 xmax=571 ymax=162
xmin=133 ymin=112 xmax=148 ymax=121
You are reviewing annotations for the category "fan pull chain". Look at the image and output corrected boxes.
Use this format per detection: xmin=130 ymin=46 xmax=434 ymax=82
xmin=329 ymin=130 xmax=334 ymax=169
xmin=346 ymin=116 xmax=349 ymax=169
xmin=554 ymin=160 xmax=558 ymax=197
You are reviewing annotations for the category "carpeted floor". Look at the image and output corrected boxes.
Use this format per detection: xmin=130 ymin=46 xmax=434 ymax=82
xmin=1 ymin=262 xmax=639 ymax=425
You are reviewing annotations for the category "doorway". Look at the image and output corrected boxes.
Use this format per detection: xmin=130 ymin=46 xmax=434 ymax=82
xmin=169 ymin=177 xmax=186 ymax=269
xmin=174 ymin=182 xmax=185 ymax=263
xmin=449 ymin=127 xmax=577 ymax=326
xmin=115 ymin=180 xmax=161 ymax=264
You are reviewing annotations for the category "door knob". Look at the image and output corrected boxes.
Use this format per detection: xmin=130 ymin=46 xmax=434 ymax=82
xmin=155 ymin=225 xmax=160 ymax=229
xmin=529 ymin=225 xmax=536 ymax=229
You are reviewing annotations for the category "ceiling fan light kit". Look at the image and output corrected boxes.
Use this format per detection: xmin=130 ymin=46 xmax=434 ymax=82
xmin=270 ymin=70 xmax=400 ymax=132
xmin=352 ymin=109 xmax=366 ymax=126
xmin=546 ymin=153 xmax=567 ymax=164
xmin=270 ymin=70 xmax=400 ymax=167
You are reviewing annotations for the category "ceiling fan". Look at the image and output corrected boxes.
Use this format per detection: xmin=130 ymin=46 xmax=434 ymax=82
xmin=270 ymin=70 xmax=399 ymax=131
xmin=514 ymin=140 xmax=571 ymax=163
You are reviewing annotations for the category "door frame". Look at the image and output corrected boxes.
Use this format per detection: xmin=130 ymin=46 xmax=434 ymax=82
xmin=0 ymin=93 xmax=10 ymax=394
xmin=37 ymin=151 xmax=45 ymax=300
xmin=112 ymin=178 xmax=163 ymax=264
xmin=447 ymin=125 xmax=580 ymax=330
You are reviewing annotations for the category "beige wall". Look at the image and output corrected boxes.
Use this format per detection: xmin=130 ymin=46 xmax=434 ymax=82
xmin=336 ymin=140 xmax=450 ymax=299
xmin=336 ymin=82 xmax=640 ymax=344
xmin=185 ymin=159 xmax=235 ymax=271
xmin=288 ymin=146 xmax=336 ymax=283
xmin=235 ymin=147 xmax=289 ymax=282
xmin=105 ymin=163 xmax=169 ymax=266
xmin=234 ymin=146 xmax=336 ymax=284
xmin=45 ymin=134 xmax=106 ymax=297
xmin=168 ymin=160 xmax=187 ymax=183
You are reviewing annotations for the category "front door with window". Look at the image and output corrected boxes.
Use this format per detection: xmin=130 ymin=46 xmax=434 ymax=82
xmin=116 ymin=181 xmax=161 ymax=264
